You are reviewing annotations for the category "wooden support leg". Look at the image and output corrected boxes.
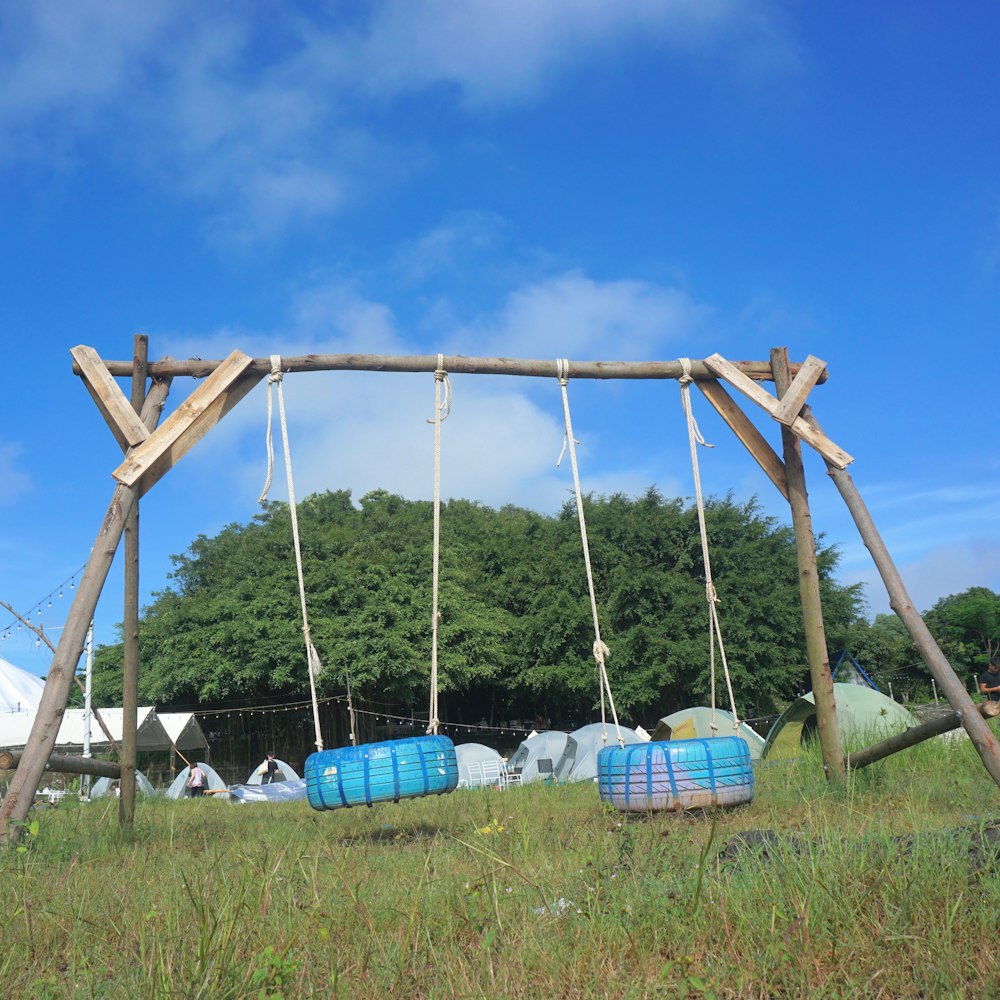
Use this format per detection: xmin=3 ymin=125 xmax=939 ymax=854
xmin=771 ymin=348 xmax=845 ymax=781
xmin=120 ymin=334 xmax=148 ymax=829
xmin=0 ymin=377 xmax=171 ymax=847
xmin=803 ymin=410 xmax=1000 ymax=790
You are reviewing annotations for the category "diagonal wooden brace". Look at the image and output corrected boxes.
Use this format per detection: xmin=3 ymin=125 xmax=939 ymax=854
xmin=71 ymin=345 xmax=150 ymax=452
xmin=772 ymin=354 xmax=827 ymax=427
xmin=112 ymin=350 xmax=264 ymax=495
xmin=704 ymin=353 xmax=853 ymax=469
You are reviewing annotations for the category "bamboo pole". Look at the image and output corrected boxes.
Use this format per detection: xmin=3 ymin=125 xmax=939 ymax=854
xmin=76 ymin=354 xmax=827 ymax=382
xmin=801 ymin=409 xmax=1000 ymax=789
xmin=847 ymin=701 xmax=1000 ymax=770
xmin=119 ymin=335 xmax=147 ymax=828
xmin=0 ymin=750 xmax=122 ymax=780
xmin=771 ymin=348 xmax=844 ymax=781
xmin=0 ymin=375 xmax=172 ymax=847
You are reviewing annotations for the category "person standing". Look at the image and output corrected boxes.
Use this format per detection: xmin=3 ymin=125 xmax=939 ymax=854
xmin=187 ymin=763 xmax=206 ymax=797
xmin=263 ymin=753 xmax=279 ymax=785
xmin=978 ymin=657 xmax=1000 ymax=701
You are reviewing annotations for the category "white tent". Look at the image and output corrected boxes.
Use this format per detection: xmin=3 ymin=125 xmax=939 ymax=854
xmin=554 ymin=723 xmax=645 ymax=782
xmin=165 ymin=761 xmax=227 ymax=799
xmin=507 ymin=731 xmax=569 ymax=784
xmin=91 ymin=771 xmax=156 ymax=799
xmin=455 ymin=743 xmax=505 ymax=788
xmin=0 ymin=706 xmax=173 ymax=752
xmin=0 ymin=657 xmax=46 ymax=714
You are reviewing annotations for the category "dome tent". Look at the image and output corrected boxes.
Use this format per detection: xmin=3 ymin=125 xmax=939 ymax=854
xmin=245 ymin=757 xmax=300 ymax=784
xmin=554 ymin=723 xmax=644 ymax=782
xmin=652 ymin=707 xmax=766 ymax=761
xmin=91 ymin=771 xmax=156 ymax=799
xmin=507 ymin=731 xmax=569 ymax=784
xmin=763 ymin=683 xmax=916 ymax=760
xmin=164 ymin=761 xmax=227 ymax=799
xmin=455 ymin=743 xmax=506 ymax=788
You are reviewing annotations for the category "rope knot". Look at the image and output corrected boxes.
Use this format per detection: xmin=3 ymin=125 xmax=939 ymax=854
xmin=593 ymin=639 xmax=611 ymax=663
xmin=268 ymin=354 xmax=284 ymax=384
xmin=556 ymin=357 xmax=570 ymax=386
xmin=678 ymin=356 xmax=693 ymax=386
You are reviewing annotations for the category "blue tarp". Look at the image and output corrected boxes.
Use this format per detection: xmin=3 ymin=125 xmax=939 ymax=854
xmin=228 ymin=778 xmax=309 ymax=804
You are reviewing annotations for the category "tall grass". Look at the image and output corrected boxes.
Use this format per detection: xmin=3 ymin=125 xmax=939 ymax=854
xmin=3 ymin=734 xmax=1000 ymax=998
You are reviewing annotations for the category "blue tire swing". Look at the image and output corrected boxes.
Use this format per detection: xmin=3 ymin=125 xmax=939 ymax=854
xmin=276 ymin=356 xmax=458 ymax=810
xmin=595 ymin=358 xmax=754 ymax=813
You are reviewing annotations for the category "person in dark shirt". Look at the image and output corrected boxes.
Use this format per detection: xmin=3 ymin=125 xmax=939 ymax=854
xmin=263 ymin=753 xmax=279 ymax=784
xmin=978 ymin=657 xmax=1000 ymax=701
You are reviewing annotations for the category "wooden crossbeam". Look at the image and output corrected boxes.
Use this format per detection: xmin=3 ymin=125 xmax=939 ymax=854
xmin=70 ymin=346 xmax=150 ymax=452
xmin=772 ymin=354 xmax=827 ymax=426
xmin=113 ymin=350 xmax=263 ymax=495
xmin=694 ymin=380 xmax=788 ymax=500
xmin=704 ymin=353 xmax=853 ymax=469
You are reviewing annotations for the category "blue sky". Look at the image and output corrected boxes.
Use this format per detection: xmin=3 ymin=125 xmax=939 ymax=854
xmin=1 ymin=1 xmax=998 ymax=677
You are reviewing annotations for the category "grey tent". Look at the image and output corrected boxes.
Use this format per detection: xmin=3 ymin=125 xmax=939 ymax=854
xmin=651 ymin=707 xmax=766 ymax=761
xmin=164 ymin=761 xmax=227 ymax=799
xmin=91 ymin=770 xmax=156 ymax=799
xmin=507 ymin=731 xmax=569 ymax=784
xmin=554 ymin=723 xmax=644 ymax=782
xmin=763 ymin=683 xmax=916 ymax=759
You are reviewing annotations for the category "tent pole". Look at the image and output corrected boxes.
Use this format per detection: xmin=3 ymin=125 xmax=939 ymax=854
xmin=771 ymin=348 xmax=844 ymax=781
xmin=0 ymin=375 xmax=171 ymax=847
xmin=120 ymin=335 xmax=148 ymax=829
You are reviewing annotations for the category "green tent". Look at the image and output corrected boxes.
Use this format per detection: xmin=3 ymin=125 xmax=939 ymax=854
xmin=651 ymin=707 xmax=766 ymax=761
xmin=763 ymin=683 xmax=916 ymax=759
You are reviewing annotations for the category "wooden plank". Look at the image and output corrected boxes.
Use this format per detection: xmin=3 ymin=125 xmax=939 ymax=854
xmin=112 ymin=351 xmax=261 ymax=490
xmin=704 ymin=353 xmax=854 ymax=469
xmin=772 ymin=354 xmax=827 ymax=426
xmin=70 ymin=345 xmax=150 ymax=451
xmin=694 ymin=380 xmax=788 ymax=500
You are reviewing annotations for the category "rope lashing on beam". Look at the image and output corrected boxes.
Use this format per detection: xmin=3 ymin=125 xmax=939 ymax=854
xmin=555 ymin=358 xmax=625 ymax=749
xmin=426 ymin=353 xmax=451 ymax=736
xmin=677 ymin=357 xmax=742 ymax=738
xmin=258 ymin=354 xmax=333 ymax=751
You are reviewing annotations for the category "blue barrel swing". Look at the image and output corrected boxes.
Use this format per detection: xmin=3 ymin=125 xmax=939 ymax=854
xmin=597 ymin=735 xmax=754 ymax=812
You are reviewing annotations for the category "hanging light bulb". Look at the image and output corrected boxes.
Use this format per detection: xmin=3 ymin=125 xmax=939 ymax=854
xmin=59 ymin=589 xmax=63 ymax=598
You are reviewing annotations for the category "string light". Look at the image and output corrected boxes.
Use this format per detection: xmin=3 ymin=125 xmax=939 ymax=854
xmin=0 ymin=560 xmax=87 ymax=641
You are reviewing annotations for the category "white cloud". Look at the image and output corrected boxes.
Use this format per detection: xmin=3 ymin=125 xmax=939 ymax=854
xmin=457 ymin=269 xmax=713 ymax=359
xmin=0 ymin=444 xmax=33 ymax=507
xmin=0 ymin=2 xmax=794 ymax=237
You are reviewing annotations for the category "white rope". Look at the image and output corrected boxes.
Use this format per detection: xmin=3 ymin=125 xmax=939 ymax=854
xmin=259 ymin=355 xmax=327 ymax=751
xmin=555 ymin=358 xmax=624 ymax=748
xmin=426 ymin=353 xmax=451 ymax=735
xmin=678 ymin=358 xmax=742 ymax=737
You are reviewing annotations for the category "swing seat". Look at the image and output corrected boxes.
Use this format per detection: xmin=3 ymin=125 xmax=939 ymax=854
xmin=597 ymin=736 xmax=753 ymax=812
xmin=305 ymin=734 xmax=459 ymax=811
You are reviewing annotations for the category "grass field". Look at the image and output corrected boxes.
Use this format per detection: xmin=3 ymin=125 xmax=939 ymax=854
xmin=3 ymin=735 xmax=1000 ymax=999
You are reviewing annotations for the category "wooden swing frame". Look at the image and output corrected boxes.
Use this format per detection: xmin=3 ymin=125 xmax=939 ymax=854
xmin=3 ymin=339 xmax=998 ymax=844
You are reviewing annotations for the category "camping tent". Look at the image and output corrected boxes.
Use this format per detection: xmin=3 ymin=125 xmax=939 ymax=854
xmin=91 ymin=771 xmax=156 ymax=799
xmin=554 ymin=723 xmax=644 ymax=782
xmin=164 ymin=761 xmax=228 ymax=799
xmin=651 ymin=707 xmax=766 ymax=761
xmin=507 ymin=731 xmax=569 ymax=784
xmin=455 ymin=743 xmax=506 ymax=788
xmin=245 ymin=757 xmax=300 ymax=784
xmin=0 ymin=657 xmax=46 ymax=714
xmin=763 ymin=684 xmax=916 ymax=759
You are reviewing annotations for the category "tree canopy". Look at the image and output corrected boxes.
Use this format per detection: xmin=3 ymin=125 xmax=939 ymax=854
xmin=92 ymin=487 xmax=868 ymax=725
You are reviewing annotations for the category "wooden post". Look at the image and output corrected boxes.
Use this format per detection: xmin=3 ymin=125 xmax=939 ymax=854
xmin=847 ymin=701 xmax=1000 ymax=770
xmin=120 ymin=335 xmax=147 ymax=828
xmin=0 ymin=750 xmax=122 ymax=780
xmin=771 ymin=348 xmax=845 ymax=781
xmin=0 ymin=376 xmax=171 ymax=847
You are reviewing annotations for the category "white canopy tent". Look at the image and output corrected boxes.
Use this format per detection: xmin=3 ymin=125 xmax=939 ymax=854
xmin=0 ymin=657 xmax=46 ymax=714
xmin=157 ymin=712 xmax=210 ymax=752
